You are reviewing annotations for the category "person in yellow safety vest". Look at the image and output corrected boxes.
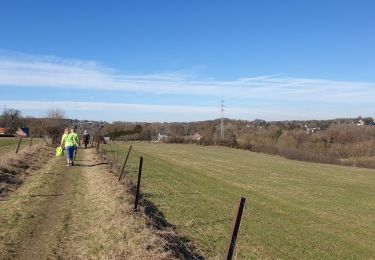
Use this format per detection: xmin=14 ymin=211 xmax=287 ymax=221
xmin=71 ymin=127 xmax=80 ymax=162
xmin=61 ymin=127 xmax=78 ymax=166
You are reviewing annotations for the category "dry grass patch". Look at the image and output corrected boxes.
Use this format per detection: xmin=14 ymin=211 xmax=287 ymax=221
xmin=53 ymin=150 xmax=175 ymax=259
xmin=0 ymin=155 xmax=62 ymax=259
xmin=0 ymin=145 xmax=53 ymax=199
xmin=1 ymin=147 xmax=181 ymax=259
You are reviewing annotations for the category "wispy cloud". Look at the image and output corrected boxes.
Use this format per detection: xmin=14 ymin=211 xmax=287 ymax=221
xmin=0 ymin=100 xmax=236 ymax=121
xmin=1 ymin=50 xmax=375 ymax=102
xmin=0 ymin=100 xmax=217 ymax=113
xmin=0 ymin=100 xmax=354 ymax=122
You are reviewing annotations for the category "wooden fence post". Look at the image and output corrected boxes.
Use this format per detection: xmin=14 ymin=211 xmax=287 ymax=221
xmin=118 ymin=145 xmax=132 ymax=182
xmin=116 ymin=144 xmax=119 ymax=165
xmin=15 ymin=136 xmax=23 ymax=154
xmin=134 ymin=156 xmax=143 ymax=211
xmin=96 ymin=139 xmax=100 ymax=153
xmin=29 ymin=137 xmax=33 ymax=149
xmin=224 ymin=196 xmax=246 ymax=260
xmin=42 ymin=136 xmax=48 ymax=145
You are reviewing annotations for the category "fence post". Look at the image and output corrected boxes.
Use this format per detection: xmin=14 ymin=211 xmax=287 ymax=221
xmin=118 ymin=145 xmax=132 ymax=182
xmin=116 ymin=143 xmax=119 ymax=165
xmin=134 ymin=156 xmax=143 ymax=211
xmin=96 ymin=139 xmax=100 ymax=153
xmin=29 ymin=137 xmax=33 ymax=149
xmin=224 ymin=196 xmax=246 ymax=260
xmin=42 ymin=136 xmax=48 ymax=145
xmin=15 ymin=136 xmax=23 ymax=154
xmin=112 ymin=144 xmax=116 ymax=166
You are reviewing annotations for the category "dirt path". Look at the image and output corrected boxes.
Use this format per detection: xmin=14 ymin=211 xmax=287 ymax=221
xmin=0 ymin=148 xmax=172 ymax=259
xmin=18 ymin=157 xmax=75 ymax=259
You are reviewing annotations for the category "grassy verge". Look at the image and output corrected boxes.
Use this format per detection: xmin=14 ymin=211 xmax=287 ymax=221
xmin=0 ymin=155 xmax=62 ymax=258
xmin=54 ymin=150 xmax=172 ymax=259
xmin=105 ymin=142 xmax=375 ymax=259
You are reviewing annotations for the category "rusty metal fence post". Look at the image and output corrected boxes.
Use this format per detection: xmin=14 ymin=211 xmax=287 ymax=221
xmin=224 ymin=196 xmax=246 ymax=260
xmin=118 ymin=145 xmax=132 ymax=182
xmin=15 ymin=136 xmax=23 ymax=154
xmin=134 ymin=156 xmax=143 ymax=211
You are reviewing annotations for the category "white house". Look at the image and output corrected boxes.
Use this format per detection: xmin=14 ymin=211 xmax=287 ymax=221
xmin=157 ymin=133 xmax=168 ymax=142
xmin=191 ymin=132 xmax=202 ymax=141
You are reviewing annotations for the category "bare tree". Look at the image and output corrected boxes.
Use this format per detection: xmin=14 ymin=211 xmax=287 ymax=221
xmin=0 ymin=108 xmax=23 ymax=134
xmin=38 ymin=108 xmax=69 ymax=144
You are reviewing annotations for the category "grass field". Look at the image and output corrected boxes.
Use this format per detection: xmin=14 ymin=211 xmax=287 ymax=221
xmin=105 ymin=142 xmax=375 ymax=259
xmin=0 ymin=137 xmax=41 ymax=156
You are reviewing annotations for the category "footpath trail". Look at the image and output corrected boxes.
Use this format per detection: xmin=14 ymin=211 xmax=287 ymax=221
xmin=0 ymin=148 xmax=171 ymax=259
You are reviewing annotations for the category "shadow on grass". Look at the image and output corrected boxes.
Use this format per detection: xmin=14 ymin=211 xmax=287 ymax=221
xmin=142 ymin=198 xmax=205 ymax=260
xmin=126 ymin=183 xmax=204 ymax=260
xmin=103 ymin=153 xmax=205 ymax=259
xmin=74 ymin=162 xmax=108 ymax=167
xmin=20 ymin=193 xmax=63 ymax=197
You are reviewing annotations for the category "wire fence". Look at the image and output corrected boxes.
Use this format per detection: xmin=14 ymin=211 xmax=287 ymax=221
xmin=98 ymin=141 xmax=248 ymax=259
xmin=0 ymin=136 xmax=45 ymax=157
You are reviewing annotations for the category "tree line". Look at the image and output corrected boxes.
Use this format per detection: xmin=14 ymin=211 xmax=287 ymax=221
xmin=102 ymin=117 xmax=375 ymax=168
xmin=2 ymin=108 xmax=375 ymax=168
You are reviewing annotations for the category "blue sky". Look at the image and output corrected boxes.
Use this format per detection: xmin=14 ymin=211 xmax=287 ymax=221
xmin=1 ymin=0 xmax=375 ymax=122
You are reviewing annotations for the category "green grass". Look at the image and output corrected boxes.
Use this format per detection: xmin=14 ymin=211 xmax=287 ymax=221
xmin=105 ymin=142 xmax=375 ymax=259
xmin=0 ymin=137 xmax=41 ymax=156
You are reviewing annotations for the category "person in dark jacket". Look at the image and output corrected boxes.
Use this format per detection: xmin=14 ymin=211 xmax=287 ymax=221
xmin=83 ymin=130 xmax=90 ymax=149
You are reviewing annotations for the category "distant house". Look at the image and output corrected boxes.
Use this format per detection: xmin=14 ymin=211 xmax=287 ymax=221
xmin=357 ymin=120 xmax=365 ymax=126
xmin=191 ymin=132 xmax=202 ymax=141
xmin=304 ymin=125 xmax=320 ymax=134
xmin=0 ymin=128 xmax=7 ymax=135
xmin=157 ymin=133 xmax=168 ymax=142
xmin=16 ymin=128 xmax=28 ymax=137
xmin=21 ymin=127 xmax=30 ymax=136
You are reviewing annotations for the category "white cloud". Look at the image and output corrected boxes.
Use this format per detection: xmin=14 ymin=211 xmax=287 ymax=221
xmin=1 ymin=50 xmax=375 ymax=102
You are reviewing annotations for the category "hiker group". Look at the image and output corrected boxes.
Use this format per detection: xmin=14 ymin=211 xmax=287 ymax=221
xmin=60 ymin=128 xmax=90 ymax=166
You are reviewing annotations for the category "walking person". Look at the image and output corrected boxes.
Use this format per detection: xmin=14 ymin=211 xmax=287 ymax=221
xmin=71 ymin=127 xmax=80 ymax=162
xmin=61 ymin=127 xmax=76 ymax=166
xmin=83 ymin=130 xmax=90 ymax=149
